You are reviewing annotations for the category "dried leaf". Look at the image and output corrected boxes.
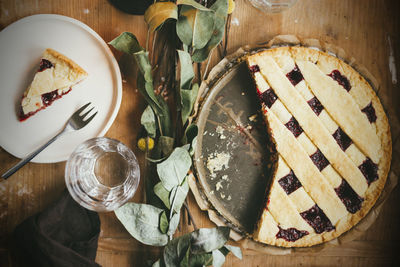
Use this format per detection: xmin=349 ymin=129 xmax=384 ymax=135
xmin=160 ymin=210 xmax=169 ymax=234
xmin=189 ymin=253 xmax=213 ymax=266
xmin=192 ymin=0 xmax=228 ymax=62
xmin=169 ymin=177 xmax=189 ymax=213
xmin=176 ymin=6 xmax=215 ymax=50
xmin=154 ymin=182 xmax=171 ymax=209
xmin=177 ymin=0 xmax=211 ymax=11
xmin=164 ymin=233 xmax=191 ymax=267
xmin=212 ymin=249 xmax=226 ymax=267
xmin=152 ymin=259 xmax=162 ymax=267
xmin=224 ymin=245 xmax=243 ymax=259
xmin=157 ymin=147 xmax=192 ymax=191
xmin=178 ymin=50 xmax=194 ymax=90
xmin=190 ymin=226 xmax=230 ymax=254
xmin=145 ymin=2 xmax=178 ymax=32
xmin=108 ymin=32 xmax=143 ymax=55
xmin=141 ymin=105 xmax=156 ymax=138
xmin=115 ymin=203 xmax=168 ymax=246
xmin=168 ymin=211 xmax=181 ymax=236
xmin=181 ymin=83 xmax=199 ymax=125
xmin=182 ymin=123 xmax=198 ymax=145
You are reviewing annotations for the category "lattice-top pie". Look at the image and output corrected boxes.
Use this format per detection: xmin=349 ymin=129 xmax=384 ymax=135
xmin=19 ymin=48 xmax=88 ymax=121
xmin=247 ymin=47 xmax=391 ymax=247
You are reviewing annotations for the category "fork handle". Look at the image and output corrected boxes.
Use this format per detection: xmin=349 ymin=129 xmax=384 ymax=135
xmin=1 ymin=129 xmax=66 ymax=179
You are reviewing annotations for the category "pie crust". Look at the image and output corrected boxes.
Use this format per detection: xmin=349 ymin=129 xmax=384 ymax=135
xmin=247 ymin=47 xmax=391 ymax=247
xmin=19 ymin=48 xmax=88 ymax=121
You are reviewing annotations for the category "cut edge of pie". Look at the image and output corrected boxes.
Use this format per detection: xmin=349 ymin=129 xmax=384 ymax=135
xmin=19 ymin=48 xmax=88 ymax=121
xmin=247 ymin=46 xmax=391 ymax=247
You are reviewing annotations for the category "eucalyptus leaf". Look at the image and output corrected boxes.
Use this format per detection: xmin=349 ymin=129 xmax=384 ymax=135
xmin=176 ymin=6 xmax=195 ymax=46
xmin=169 ymin=177 xmax=189 ymax=213
xmin=141 ymin=105 xmax=157 ymax=138
xmin=152 ymin=259 xmax=162 ymax=267
xmin=154 ymin=182 xmax=171 ymax=209
xmin=189 ymin=253 xmax=213 ymax=266
xmin=109 ymin=32 xmax=143 ymax=55
xmin=182 ymin=124 xmax=198 ymax=145
xmin=168 ymin=211 xmax=181 ymax=236
xmin=190 ymin=136 xmax=197 ymax=156
xmin=192 ymin=0 xmax=228 ymax=62
xmin=212 ymin=249 xmax=226 ymax=267
xmin=176 ymin=6 xmax=215 ymax=50
xmin=176 ymin=0 xmax=211 ymax=11
xmin=134 ymin=51 xmax=163 ymax=114
xmin=179 ymin=246 xmax=190 ymax=267
xmin=164 ymin=233 xmax=191 ymax=267
xmin=160 ymin=210 xmax=169 ymax=234
xmin=224 ymin=245 xmax=243 ymax=259
xmin=157 ymin=136 xmax=175 ymax=156
xmin=181 ymin=83 xmax=199 ymax=124
xmin=192 ymin=9 xmax=215 ymax=49
xmin=144 ymin=2 xmax=178 ymax=32
xmin=157 ymin=147 xmax=192 ymax=191
xmin=115 ymin=203 xmax=168 ymax=246
xmin=178 ymin=50 xmax=194 ymax=90
xmin=218 ymin=246 xmax=230 ymax=256
xmin=190 ymin=226 xmax=230 ymax=254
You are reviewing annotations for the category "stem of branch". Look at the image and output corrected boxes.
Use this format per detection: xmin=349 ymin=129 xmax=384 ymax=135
xmin=183 ymin=201 xmax=197 ymax=230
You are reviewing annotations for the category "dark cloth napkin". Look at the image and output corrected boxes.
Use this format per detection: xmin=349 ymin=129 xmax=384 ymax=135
xmin=12 ymin=190 xmax=101 ymax=267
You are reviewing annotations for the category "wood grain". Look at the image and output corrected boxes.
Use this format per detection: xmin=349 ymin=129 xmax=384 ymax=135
xmin=0 ymin=0 xmax=399 ymax=266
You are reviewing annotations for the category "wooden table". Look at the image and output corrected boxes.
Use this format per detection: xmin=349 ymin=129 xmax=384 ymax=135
xmin=1 ymin=0 xmax=399 ymax=266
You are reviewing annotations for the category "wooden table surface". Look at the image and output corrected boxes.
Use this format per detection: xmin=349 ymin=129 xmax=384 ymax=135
xmin=1 ymin=0 xmax=399 ymax=266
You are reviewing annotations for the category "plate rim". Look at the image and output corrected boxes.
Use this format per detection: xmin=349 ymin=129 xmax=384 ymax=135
xmin=0 ymin=14 xmax=122 ymax=163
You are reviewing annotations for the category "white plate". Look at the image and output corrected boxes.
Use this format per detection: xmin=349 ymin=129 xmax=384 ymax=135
xmin=0 ymin=14 xmax=122 ymax=163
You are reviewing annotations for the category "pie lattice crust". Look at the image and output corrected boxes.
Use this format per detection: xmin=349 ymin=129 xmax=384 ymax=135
xmin=247 ymin=46 xmax=391 ymax=247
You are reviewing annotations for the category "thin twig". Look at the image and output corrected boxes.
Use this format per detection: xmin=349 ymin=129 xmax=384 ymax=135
xmin=197 ymin=62 xmax=202 ymax=84
xmin=202 ymin=48 xmax=214 ymax=81
xmin=146 ymin=28 xmax=150 ymax=52
xmin=151 ymin=31 xmax=158 ymax=65
xmin=183 ymin=201 xmax=198 ymax=230
xmin=223 ymin=14 xmax=232 ymax=58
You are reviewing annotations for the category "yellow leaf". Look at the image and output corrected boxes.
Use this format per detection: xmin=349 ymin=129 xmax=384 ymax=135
xmin=228 ymin=0 xmax=235 ymax=14
xmin=144 ymin=2 xmax=178 ymax=32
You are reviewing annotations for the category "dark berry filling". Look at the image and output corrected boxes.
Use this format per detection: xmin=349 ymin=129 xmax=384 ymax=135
xmin=359 ymin=157 xmax=378 ymax=185
xmin=278 ymin=170 xmax=302 ymax=195
xmin=38 ymin=59 xmax=54 ymax=72
xmin=300 ymin=204 xmax=335 ymax=234
xmin=286 ymin=65 xmax=304 ymax=86
xmin=328 ymin=70 xmax=351 ymax=92
xmin=18 ymin=88 xmax=72 ymax=122
xmin=276 ymin=226 xmax=309 ymax=242
xmin=42 ymin=90 xmax=59 ymax=105
xmin=335 ymin=179 xmax=364 ymax=214
xmin=310 ymin=149 xmax=329 ymax=171
xmin=361 ymin=102 xmax=377 ymax=123
xmin=257 ymin=88 xmax=278 ymax=108
xmin=285 ymin=117 xmax=303 ymax=138
xmin=307 ymin=96 xmax=324 ymax=116
xmin=332 ymin=127 xmax=352 ymax=151
xmin=249 ymin=65 xmax=260 ymax=73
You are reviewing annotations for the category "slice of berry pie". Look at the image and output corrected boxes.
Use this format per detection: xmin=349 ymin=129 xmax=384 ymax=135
xmin=247 ymin=47 xmax=391 ymax=247
xmin=19 ymin=48 xmax=88 ymax=121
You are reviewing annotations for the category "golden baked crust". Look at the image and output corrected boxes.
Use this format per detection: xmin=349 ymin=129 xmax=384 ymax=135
xmin=247 ymin=46 xmax=392 ymax=247
xmin=44 ymin=48 xmax=88 ymax=77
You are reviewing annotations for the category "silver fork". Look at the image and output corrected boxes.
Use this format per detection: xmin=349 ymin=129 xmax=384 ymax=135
xmin=2 ymin=102 xmax=97 ymax=179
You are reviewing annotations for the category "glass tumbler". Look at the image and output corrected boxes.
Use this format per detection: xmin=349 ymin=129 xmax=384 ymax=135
xmin=65 ymin=137 xmax=140 ymax=212
xmin=248 ymin=0 xmax=298 ymax=13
